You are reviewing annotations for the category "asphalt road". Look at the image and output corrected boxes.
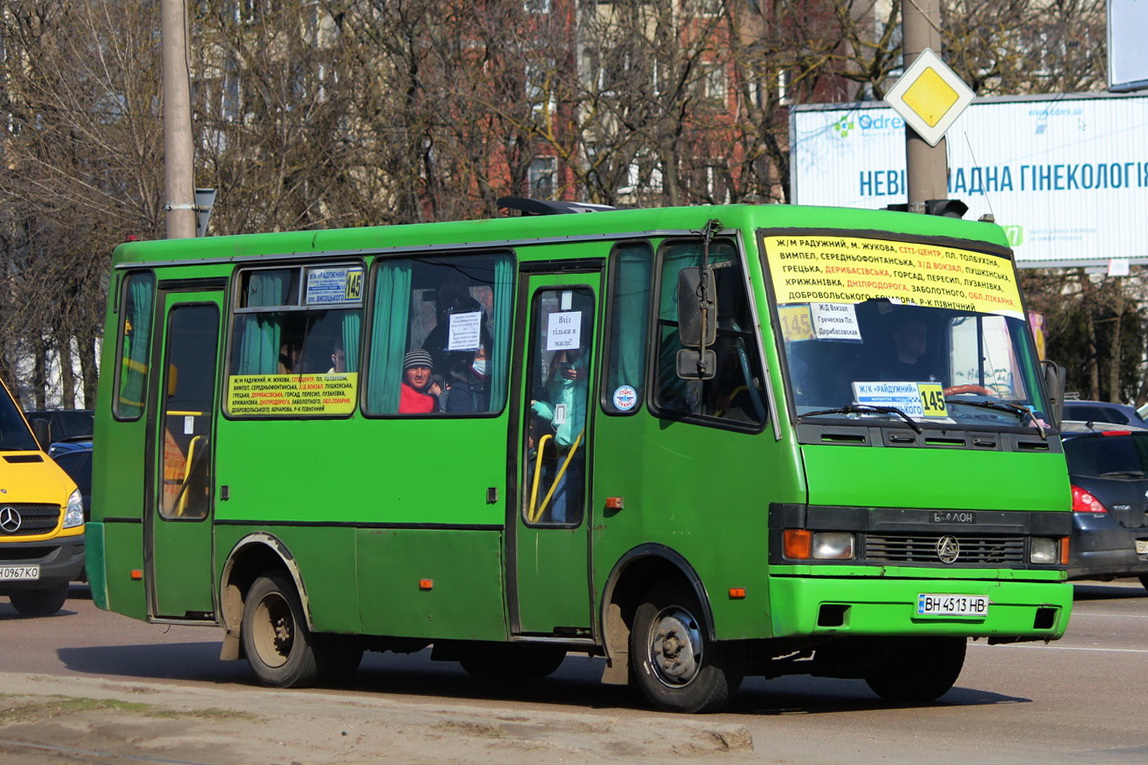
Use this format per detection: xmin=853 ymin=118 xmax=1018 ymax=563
xmin=1 ymin=580 xmax=1146 ymax=764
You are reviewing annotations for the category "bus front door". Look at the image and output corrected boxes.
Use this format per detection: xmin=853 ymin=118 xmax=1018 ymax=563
xmin=512 ymin=275 xmax=599 ymax=637
xmin=146 ymin=289 xmax=222 ymax=621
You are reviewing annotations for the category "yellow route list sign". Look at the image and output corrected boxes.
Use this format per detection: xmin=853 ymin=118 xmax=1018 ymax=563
xmin=227 ymin=373 xmax=358 ymax=416
xmin=763 ymin=235 xmax=1023 ymax=318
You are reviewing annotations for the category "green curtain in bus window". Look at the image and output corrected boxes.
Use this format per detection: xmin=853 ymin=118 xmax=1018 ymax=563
xmin=341 ymin=311 xmax=361 ymax=373
xmin=488 ymin=255 xmax=514 ymax=409
xmin=115 ymin=272 xmax=155 ymax=419
xmin=605 ymin=243 xmax=652 ymax=413
xmin=366 ymin=260 xmax=412 ymax=413
xmin=236 ymin=271 xmax=291 ymax=374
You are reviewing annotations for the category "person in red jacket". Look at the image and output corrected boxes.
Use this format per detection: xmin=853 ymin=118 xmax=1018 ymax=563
xmin=399 ymin=348 xmax=441 ymax=413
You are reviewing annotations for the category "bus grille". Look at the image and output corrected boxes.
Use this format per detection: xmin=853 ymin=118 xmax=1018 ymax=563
xmin=0 ymin=504 xmax=61 ymax=537
xmin=865 ymin=534 xmax=1026 ymax=565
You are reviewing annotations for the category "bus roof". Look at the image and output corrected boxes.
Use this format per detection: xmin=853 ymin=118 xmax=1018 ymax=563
xmin=111 ymin=203 xmax=1011 ymax=266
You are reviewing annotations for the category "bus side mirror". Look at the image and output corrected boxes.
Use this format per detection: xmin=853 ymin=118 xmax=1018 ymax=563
xmin=1042 ymin=360 xmax=1066 ymax=425
xmin=31 ymin=418 xmax=52 ymax=452
xmin=676 ymin=349 xmax=717 ymax=380
xmin=677 ymin=267 xmax=717 ymax=348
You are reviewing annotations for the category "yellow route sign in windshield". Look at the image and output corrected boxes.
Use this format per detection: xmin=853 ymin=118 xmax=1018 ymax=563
xmin=763 ymin=234 xmax=1023 ymax=318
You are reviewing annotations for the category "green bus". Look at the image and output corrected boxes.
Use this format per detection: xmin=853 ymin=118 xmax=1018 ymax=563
xmin=88 ymin=201 xmax=1073 ymax=713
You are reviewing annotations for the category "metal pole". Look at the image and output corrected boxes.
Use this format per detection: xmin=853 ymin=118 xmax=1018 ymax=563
xmin=161 ymin=0 xmax=196 ymax=239
xmin=903 ymin=0 xmax=947 ymax=212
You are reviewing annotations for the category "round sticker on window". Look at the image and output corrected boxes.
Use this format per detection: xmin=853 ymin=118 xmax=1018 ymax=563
xmin=613 ymin=385 xmax=638 ymax=411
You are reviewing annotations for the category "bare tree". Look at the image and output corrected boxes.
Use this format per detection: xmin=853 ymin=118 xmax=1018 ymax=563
xmin=0 ymin=0 xmax=164 ymax=406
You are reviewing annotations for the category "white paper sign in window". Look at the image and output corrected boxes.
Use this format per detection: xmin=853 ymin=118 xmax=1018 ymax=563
xmin=447 ymin=310 xmax=483 ymax=351
xmin=810 ymin=302 xmax=862 ymax=341
xmin=546 ymin=311 xmax=582 ymax=351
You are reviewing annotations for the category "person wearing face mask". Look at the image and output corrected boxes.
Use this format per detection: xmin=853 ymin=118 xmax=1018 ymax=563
xmin=529 ymin=348 xmax=587 ymax=523
xmin=444 ymin=345 xmax=489 ymax=414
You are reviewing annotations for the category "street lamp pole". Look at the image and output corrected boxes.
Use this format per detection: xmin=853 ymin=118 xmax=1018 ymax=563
xmin=161 ymin=0 xmax=196 ymax=239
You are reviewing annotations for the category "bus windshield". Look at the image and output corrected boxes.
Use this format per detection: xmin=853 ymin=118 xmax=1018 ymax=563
xmin=0 ymin=388 xmax=39 ymax=451
xmin=762 ymin=232 xmax=1049 ymax=431
xmin=780 ymin=300 xmax=1048 ymax=429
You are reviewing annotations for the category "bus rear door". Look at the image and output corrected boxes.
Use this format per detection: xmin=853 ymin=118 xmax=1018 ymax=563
xmin=512 ymin=273 xmax=600 ymax=637
xmin=146 ymin=286 xmax=222 ymax=621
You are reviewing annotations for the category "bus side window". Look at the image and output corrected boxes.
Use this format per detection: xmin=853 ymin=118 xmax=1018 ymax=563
xmin=227 ymin=264 xmax=363 ymax=418
xmin=365 ymin=253 xmax=514 ymax=416
xmin=602 ymin=241 xmax=653 ymax=415
xmin=652 ymin=240 xmax=767 ymax=429
xmin=115 ymin=271 xmax=156 ymax=420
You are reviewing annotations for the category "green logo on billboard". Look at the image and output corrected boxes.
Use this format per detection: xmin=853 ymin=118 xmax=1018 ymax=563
xmin=1003 ymin=225 xmax=1023 ymax=247
xmin=832 ymin=116 xmax=855 ymax=138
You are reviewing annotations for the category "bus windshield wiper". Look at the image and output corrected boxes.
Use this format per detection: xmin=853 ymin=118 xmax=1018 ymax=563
xmin=944 ymin=398 xmax=1046 ymax=438
xmin=803 ymin=404 xmax=922 ymax=434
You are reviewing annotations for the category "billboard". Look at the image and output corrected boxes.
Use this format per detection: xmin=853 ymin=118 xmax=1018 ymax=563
xmin=1109 ymin=0 xmax=1148 ymax=92
xmin=790 ymin=93 xmax=1148 ymax=268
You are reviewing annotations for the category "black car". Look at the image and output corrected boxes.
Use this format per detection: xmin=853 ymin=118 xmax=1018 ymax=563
xmin=1062 ymin=422 xmax=1148 ymax=590
xmin=23 ymin=408 xmax=94 ymax=453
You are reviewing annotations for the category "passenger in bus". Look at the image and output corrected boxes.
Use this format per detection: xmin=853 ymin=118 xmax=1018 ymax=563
xmin=399 ymin=348 xmax=442 ymax=413
xmin=423 ymin=275 xmax=484 ymax=376
xmin=443 ymin=345 xmax=489 ymax=413
xmin=531 ymin=348 xmax=587 ymax=522
xmin=278 ymin=343 xmax=301 ymax=373
xmin=328 ymin=343 xmax=346 ymax=373
xmin=880 ymin=316 xmax=941 ymax=383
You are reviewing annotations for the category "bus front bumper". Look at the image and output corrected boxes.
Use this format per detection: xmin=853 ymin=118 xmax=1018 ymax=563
xmin=768 ymin=574 xmax=1073 ymax=641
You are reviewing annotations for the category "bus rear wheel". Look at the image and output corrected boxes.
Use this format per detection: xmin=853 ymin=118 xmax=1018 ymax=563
xmin=630 ymin=582 xmax=744 ymax=713
xmin=9 ymin=582 xmax=69 ymax=617
xmin=242 ymin=573 xmax=321 ymax=688
xmin=864 ymin=637 xmax=966 ymax=702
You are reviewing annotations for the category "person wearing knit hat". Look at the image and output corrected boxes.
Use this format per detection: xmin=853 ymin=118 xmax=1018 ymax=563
xmin=399 ymin=348 xmax=440 ymax=413
xmin=403 ymin=348 xmax=433 ymax=371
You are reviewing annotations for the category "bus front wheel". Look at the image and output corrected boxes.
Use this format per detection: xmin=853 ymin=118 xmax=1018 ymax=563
xmin=242 ymin=573 xmax=320 ymax=688
xmin=864 ymin=637 xmax=966 ymax=702
xmin=630 ymin=582 xmax=744 ymax=713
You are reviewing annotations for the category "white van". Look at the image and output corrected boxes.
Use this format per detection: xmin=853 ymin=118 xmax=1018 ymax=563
xmin=0 ymin=379 xmax=84 ymax=616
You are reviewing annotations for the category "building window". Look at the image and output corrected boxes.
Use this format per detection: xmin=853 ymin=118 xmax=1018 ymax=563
xmin=529 ymin=157 xmax=557 ymax=199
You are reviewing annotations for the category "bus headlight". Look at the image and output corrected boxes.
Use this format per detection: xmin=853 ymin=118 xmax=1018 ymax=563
xmin=63 ymin=489 xmax=84 ymax=529
xmin=1030 ymin=537 xmax=1058 ymax=564
xmin=813 ymin=532 xmax=855 ymax=560
xmin=783 ymin=530 xmax=856 ymax=560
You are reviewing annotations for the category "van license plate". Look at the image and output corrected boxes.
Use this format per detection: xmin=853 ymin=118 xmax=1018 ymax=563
xmin=917 ymin=594 xmax=989 ymax=617
xmin=0 ymin=565 xmax=40 ymax=581
xmin=1135 ymin=540 xmax=1148 ymax=555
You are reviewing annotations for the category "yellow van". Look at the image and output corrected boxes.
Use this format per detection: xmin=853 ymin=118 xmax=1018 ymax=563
xmin=0 ymin=378 xmax=84 ymax=616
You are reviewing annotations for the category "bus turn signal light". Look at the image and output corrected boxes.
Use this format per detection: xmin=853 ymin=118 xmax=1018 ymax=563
xmin=605 ymin=496 xmax=624 ymax=510
xmin=130 ymin=569 xmax=143 ymax=580
xmin=418 ymin=579 xmax=434 ymax=591
xmin=783 ymin=529 xmax=812 ymax=560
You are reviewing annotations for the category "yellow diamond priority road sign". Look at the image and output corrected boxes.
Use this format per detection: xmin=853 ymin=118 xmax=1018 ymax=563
xmin=884 ymin=48 xmax=974 ymax=147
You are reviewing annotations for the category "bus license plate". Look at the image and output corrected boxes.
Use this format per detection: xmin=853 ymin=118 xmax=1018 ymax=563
xmin=917 ymin=594 xmax=989 ymax=617
xmin=1135 ymin=540 xmax=1148 ymax=555
xmin=0 ymin=565 xmax=40 ymax=581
